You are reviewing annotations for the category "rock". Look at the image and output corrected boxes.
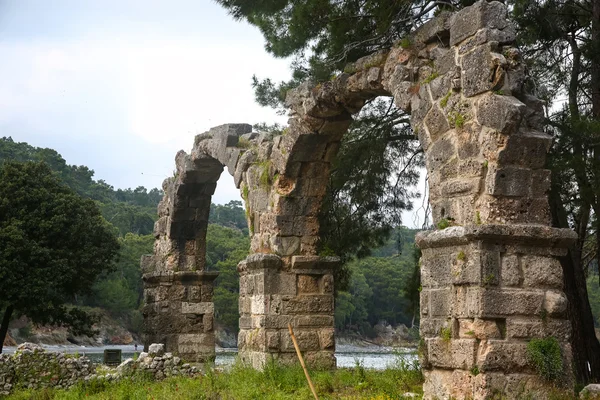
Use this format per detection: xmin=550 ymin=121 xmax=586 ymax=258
xmin=137 ymin=352 xmax=149 ymax=362
xmin=117 ymin=358 xmax=135 ymax=373
xmin=581 ymin=384 xmax=600 ymax=399
xmin=16 ymin=342 xmax=44 ymax=352
xmin=148 ymin=343 xmax=165 ymax=356
xmin=3 ymin=334 xmax=16 ymax=347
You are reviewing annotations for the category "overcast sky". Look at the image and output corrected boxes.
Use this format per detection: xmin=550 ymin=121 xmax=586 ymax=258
xmin=0 ymin=0 xmax=290 ymax=203
xmin=0 ymin=0 xmax=427 ymax=228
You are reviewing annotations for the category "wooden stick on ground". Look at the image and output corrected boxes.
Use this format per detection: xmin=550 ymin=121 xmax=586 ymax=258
xmin=288 ymin=323 xmax=319 ymax=400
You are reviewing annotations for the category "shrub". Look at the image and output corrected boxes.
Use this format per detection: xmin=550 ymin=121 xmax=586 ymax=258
xmin=526 ymin=337 xmax=563 ymax=382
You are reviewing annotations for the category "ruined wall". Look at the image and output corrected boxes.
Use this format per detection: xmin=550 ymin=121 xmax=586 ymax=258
xmin=143 ymin=1 xmax=577 ymax=398
xmin=142 ymin=123 xmax=338 ymax=367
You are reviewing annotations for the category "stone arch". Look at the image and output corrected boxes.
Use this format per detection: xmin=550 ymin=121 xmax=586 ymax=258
xmin=143 ymin=1 xmax=578 ymax=397
xmin=141 ymin=123 xmax=253 ymax=361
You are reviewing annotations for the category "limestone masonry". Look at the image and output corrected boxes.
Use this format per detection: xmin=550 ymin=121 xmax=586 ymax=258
xmin=0 ymin=343 xmax=198 ymax=396
xmin=142 ymin=1 xmax=577 ymax=398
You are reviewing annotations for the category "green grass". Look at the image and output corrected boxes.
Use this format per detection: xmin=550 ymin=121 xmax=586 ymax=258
xmin=256 ymin=160 xmax=272 ymax=188
xmin=237 ymin=137 xmax=251 ymax=149
xmin=398 ymin=37 xmax=412 ymax=49
xmin=6 ymin=359 xmax=424 ymax=400
xmin=448 ymin=111 xmax=465 ymax=129
xmin=440 ymin=91 xmax=452 ymax=108
xmin=422 ymin=71 xmax=439 ymax=84
xmin=440 ymin=327 xmax=452 ymax=342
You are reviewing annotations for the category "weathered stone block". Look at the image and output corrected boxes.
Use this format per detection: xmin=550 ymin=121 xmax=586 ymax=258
xmin=251 ymin=295 xmax=268 ymax=314
xmin=177 ymin=333 xmax=215 ymax=359
xmin=424 ymin=105 xmax=451 ymax=142
xmin=430 ymin=288 xmax=452 ymax=317
xmin=293 ymin=315 xmax=334 ymax=328
xmin=318 ymin=328 xmax=335 ymax=350
xmin=450 ymin=0 xmax=508 ymax=46
xmin=269 ymin=235 xmax=301 ymax=256
xmin=500 ymin=254 xmax=522 ymax=287
xmin=420 ymin=318 xmax=448 ymax=338
xmin=266 ymin=331 xmax=280 ymax=350
xmin=477 ymin=288 xmax=544 ymax=317
xmin=421 ymin=252 xmax=453 ymax=287
xmin=521 ymin=255 xmax=562 ymax=289
xmin=486 ymin=166 xmax=531 ymax=197
xmin=544 ymin=290 xmax=568 ymax=317
xmin=423 ymin=370 xmax=453 ymax=400
xmin=461 ymin=45 xmax=494 ymax=97
xmin=433 ymin=47 xmax=457 ymax=76
xmin=530 ymin=169 xmax=551 ymax=198
xmin=281 ymin=330 xmax=320 ymax=352
xmin=498 ymin=131 xmax=552 ymax=168
xmin=244 ymin=254 xmax=283 ymax=270
xmin=291 ymin=255 xmax=340 ymax=270
xmin=458 ymin=318 xmax=502 ymax=339
xmin=282 ymin=295 xmax=334 ymax=315
xmin=297 ymin=275 xmax=320 ymax=294
xmin=477 ymin=340 xmax=529 ymax=373
xmin=506 ymin=319 xmax=571 ymax=341
xmin=426 ymin=136 xmax=457 ymax=175
xmin=412 ymin=11 xmax=451 ymax=46
xmin=427 ymin=338 xmax=478 ymax=369
xmin=476 ymin=94 xmax=525 ymax=134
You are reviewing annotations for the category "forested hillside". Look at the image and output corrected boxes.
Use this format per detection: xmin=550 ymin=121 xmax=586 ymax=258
xmin=0 ymin=137 xmax=162 ymax=236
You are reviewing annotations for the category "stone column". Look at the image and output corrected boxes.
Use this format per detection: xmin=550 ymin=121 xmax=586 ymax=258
xmin=417 ymin=225 xmax=577 ymax=399
xmin=141 ymin=149 xmax=223 ymax=362
xmin=237 ymin=254 xmax=337 ymax=369
xmin=142 ymin=269 xmax=218 ymax=362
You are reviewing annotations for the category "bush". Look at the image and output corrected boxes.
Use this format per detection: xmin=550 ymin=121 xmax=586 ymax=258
xmin=526 ymin=337 xmax=563 ymax=382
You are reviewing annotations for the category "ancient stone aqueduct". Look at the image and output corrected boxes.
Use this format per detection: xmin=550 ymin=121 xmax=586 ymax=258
xmin=140 ymin=1 xmax=578 ymax=398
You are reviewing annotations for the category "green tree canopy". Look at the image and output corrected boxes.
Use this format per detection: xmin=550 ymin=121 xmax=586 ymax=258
xmin=0 ymin=161 xmax=120 ymax=352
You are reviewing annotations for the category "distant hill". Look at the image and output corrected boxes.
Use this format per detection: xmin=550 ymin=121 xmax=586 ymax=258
xmin=0 ymin=137 xmax=162 ymax=236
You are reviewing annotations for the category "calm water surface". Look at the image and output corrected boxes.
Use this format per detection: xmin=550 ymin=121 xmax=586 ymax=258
xmin=3 ymin=344 xmax=417 ymax=370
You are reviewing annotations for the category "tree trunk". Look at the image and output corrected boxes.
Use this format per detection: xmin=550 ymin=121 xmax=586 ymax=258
xmin=550 ymin=186 xmax=600 ymax=383
xmin=0 ymin=305 xmax=14 ymax=354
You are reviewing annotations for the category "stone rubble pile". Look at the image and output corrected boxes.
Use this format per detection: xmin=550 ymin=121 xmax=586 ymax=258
xmin=0 ymin=342 xmax=200 ymax=396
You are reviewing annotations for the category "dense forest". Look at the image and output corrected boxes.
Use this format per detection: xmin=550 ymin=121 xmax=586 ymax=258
xmin=2 ymin=136 xmax=600 ymax=342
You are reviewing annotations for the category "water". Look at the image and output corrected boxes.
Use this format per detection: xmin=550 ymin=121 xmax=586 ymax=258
xmin=2 ymin=344 xmax=417 ymax=370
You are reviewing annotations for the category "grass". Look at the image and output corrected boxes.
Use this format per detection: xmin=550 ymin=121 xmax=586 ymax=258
xmin=448 ymin=111 xmax=465 ymax=129
xmin=422 ymin=71 xmax=439 ymax=84
xmin=236 ymin=137 xmax=251 ymax=149
xmin=440 ymin=91 xmax=452 ymax=108
xmin=398 ymin=37 xmax=412 ymax=49
xmin=256 ymin=160 xmax=272 ymax=188
xmin=440 ymin=327 xmax=452 ymax=342
xmin=6 ymin=359 xmax=425 ymax=400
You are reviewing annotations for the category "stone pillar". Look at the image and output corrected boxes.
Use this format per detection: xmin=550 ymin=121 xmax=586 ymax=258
xmin=237 ymin=254 xmax=337 ymax=369
xmin=417 ymin=225 xmax=577 ymax=399
xmin=141 ymin=148 xmax=224 ymax=362
xmin=142 ymin=269 xmax=218 ymax=362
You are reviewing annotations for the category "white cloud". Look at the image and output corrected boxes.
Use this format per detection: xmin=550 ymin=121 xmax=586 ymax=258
xmin=0 ymin=13 xmax=290 ymax=200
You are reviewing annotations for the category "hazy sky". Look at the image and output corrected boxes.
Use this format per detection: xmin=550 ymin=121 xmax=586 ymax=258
xmin=0 ymin=0 xmax=427 ymax=228
xmin=0 ymin=0 xmax=290 ymax=203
